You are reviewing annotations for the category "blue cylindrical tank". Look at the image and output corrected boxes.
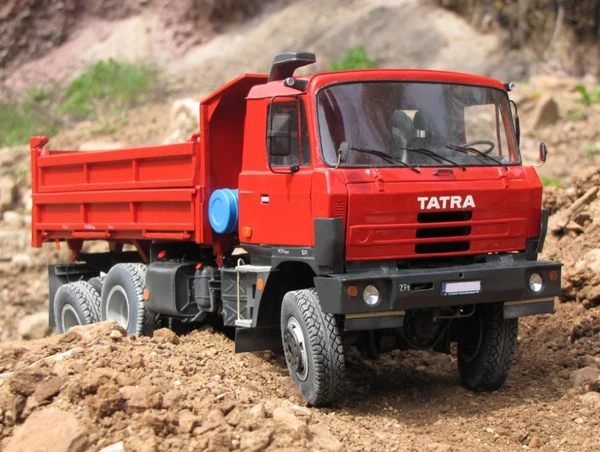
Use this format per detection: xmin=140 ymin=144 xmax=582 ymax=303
xmin=208 ymin=189 xmax=239 ymax=234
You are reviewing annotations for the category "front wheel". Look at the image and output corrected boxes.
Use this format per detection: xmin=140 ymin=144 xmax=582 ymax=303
xmin=457 ymin=303 xmax=518 ymax=391
xmin=280 ymin=288 xmax=345 ymax=407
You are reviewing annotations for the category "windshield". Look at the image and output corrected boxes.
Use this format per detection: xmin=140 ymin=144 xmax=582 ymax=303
xmin=317 ymin=81 xmax=519 ymax=168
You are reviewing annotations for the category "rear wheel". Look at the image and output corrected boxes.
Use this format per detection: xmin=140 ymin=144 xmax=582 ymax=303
xmin=457 ymin=303 xmax=518 ymax=391
xmin=100 ymin=263 xmax=159 ymax=336
xmin=280 ymin=288 xmax=345 ymax=406
xmin=54 ymin=281 xmax=101 ymax=333
xmin=88 ymin=276 xmax=104 ymax=296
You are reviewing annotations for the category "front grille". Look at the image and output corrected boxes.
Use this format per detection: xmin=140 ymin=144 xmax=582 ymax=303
xmin=415 ymin=241 xmax=470 ymax=254
xmin=416 ymin=226 xmax=471 ymax=238
xmin=417 ymin=211 xmax=472 ymax=223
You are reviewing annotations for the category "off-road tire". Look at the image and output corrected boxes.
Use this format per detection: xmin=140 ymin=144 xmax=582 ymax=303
xmin=457 ymin=302 xmax=518 ymax=392
xmin=88 ymin=276 xmax=104 ymax=296
xmin=280 ymin=288 xmax=345 ymax=406
xmin=54 ymin=281 xmax=102 ymax=333
xmin=100 ymin=263 xmax=159 ymax=336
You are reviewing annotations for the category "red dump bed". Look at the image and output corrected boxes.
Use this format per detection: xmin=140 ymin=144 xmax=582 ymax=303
xmin=30 ymin=74 xmax=268 ymax=249
xmin=30 ymin=138 xmax=203 ymax=247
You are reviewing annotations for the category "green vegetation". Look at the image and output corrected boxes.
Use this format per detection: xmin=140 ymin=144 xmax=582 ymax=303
xmin=585 ymin=144 xmax=599 ymax=156
xmin=0 ymin=59 xmax=159 ymax=147
xmin=330 ymin=46 xmax=379 ymax=71
xmin=575 ymin=84 xmax=600 ymax=106
xmin=540 ymin=176 xmax=563 ymax=188
xmin=566 ymin=108 xmax=586 ymax=121
xmin=0 ymin=88 xmax=60 ymax=147
xmin=59 ymin=59 xmax=157 ymax=119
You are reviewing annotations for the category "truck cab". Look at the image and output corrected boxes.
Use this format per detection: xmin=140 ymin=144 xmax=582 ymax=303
xmin=31 ymin=52 xmax=561 ymax=407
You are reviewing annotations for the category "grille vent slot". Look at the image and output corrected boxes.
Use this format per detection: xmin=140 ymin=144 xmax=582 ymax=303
xmin=418 ymin=211 xmax=472 ymax=223
xmin=415 ymin=241 xmax=470 ymax=254
xmin=416 ymin=226 xmax=471 ymax=238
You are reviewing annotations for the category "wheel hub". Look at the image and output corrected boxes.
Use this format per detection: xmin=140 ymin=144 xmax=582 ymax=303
xmin=106 ymin=285 xmax=130 ymax=329
xmin=283 ymin=316 xmax=308 ymax=381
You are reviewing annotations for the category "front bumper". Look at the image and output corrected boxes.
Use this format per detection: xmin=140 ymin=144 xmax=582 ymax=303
xmin=314 ymin=257 xmax=561 ymax=316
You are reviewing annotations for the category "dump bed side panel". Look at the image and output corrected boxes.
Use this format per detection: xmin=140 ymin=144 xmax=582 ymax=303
xmin=31 ymin=141 xmax=205 ymax=247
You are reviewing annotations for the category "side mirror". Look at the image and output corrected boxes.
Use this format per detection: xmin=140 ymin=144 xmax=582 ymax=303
xmin=268 ymin=113 xmax=292 ymax=157
xmin=539 ymin=142 xmax=547 ymax=163
xmin=532 ymin=142 xmax=547 ymax=167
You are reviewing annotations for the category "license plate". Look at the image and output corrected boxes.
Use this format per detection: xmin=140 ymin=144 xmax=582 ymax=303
xmin=441 ymin=280 xmax=481 ymax=296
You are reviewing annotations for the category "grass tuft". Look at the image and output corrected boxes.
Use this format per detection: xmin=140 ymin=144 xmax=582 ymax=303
xmin=0 ymin=87 xmax=60 ymax=147
xmin=330 ymin=46 xmax=379 ymax=71
xmin=540 ymin=176 xmax=563 ymax=188
xmin=0 ymin=59 xmax=159 ymax=147
xmin=59 ymin=59 xmax=158 ymax=119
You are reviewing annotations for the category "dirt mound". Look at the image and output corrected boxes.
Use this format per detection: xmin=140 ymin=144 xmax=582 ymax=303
xmin=0 ymin=303 xmax=598 ymax=451
xmin=543 ymin=166 xmax=600 ymax=308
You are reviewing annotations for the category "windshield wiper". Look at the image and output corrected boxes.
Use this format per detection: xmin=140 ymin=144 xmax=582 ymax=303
xmin=337 ymin=142 xmax=421 ymax=173
xmin=397 ymin=147 xmax=466 ymax=171
xmin=445 ymin=144 xmax=508 ymax=170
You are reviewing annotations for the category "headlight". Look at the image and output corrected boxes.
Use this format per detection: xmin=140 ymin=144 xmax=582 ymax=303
xmin=529 ymin=273 xmax=543 ymax=293
xmin=363 ymin=285 xmax=380 ymax=307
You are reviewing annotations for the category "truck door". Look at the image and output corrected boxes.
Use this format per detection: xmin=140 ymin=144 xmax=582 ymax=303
xmin=238 ymin=98 xmax=313 ymax=247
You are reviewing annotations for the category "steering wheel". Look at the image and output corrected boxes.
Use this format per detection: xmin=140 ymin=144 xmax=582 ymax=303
xmin=462 ymin=140 xmax=495 ymax=155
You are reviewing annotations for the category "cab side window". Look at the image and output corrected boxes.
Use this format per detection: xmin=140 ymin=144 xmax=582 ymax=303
xmin=267 ymin=100 xmax=311 ymax=167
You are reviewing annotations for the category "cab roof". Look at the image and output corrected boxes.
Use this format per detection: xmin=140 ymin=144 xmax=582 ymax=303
xmin=246 ymin=68 xmax=507 ymax=100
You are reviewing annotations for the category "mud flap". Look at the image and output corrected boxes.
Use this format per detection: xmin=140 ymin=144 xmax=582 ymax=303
xmin=234 ymin=325 xmax=283 ymax=353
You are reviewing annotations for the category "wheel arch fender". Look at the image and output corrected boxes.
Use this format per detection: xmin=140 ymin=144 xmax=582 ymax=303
xmin=254 ymin=261 xmax=316 ymax=327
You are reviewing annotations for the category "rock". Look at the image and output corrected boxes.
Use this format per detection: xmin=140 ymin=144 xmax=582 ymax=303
xmin=120 ymin=385 xmax=162 ymax=410
xmin=249 ymin=402 xmax=266 ymax=419
xmin=0 ymin=173 xmax=17 ymax=211
xmin=530 ymin=95 xmax=559 ymax=129
xmin=11 ymin=253 xmax=31 ymax=264
xmin=109 ymin=329 xmax=124 ymax=341
xmin=575 ymin=249 xmax=600 ymax=273
xmin=99 ymin=442 xmax=126 ymax=452
xmin=2 ymin=210 xmax=22 ymax=227
xmin=178 ymin=410 xmax=200 ymax=434
xmin=579 ymin=392 xmax=600 ymax=409
xmin=282 ymin=399 xmax=312 ymax=417
xmin=529 ymin=436 xmax=544 ymax=448
xmin=17 ymin=312 xmax=50 ymax=340
xmin=69 ymin=320 xmax=126 ymax=343
xmin=570 ymin=366 xmax=600 ymax=389
xmin=273 ymin=407 xmax=308 ymax=436
xmin=78 ymin=141 xmax=126 ymax=151
xmin=3 ymin=407 xmax=88 ymax=452
xmin=152 ymin=328 xmax=180 ymax=345
xmin=423 ymin=443 xmax=454 ymax=452
xmin=309 ymin=424 xmax=343 ymax=451
xmin=21 ymin=188 xmax=32 ymax=212
xmin=239 ymin=429 xmax=273 ymax=451
xmin=0 ymin=230 xmax=29 ymax=260
xmin=163 ymin=98 xmax=201 ymax=144
xmin=33 ymin=376 xmax=63 ymax=402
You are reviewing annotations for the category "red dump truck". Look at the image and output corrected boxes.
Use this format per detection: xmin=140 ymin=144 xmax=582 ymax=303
xmin=31 ymin=52 xmax=562 ymax=406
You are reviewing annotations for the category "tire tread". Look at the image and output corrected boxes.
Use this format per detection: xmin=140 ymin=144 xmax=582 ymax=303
xmin=458 ymin=303 xmax=518 ymax=391
xmin=282 ymin=288 xmax=345 ymax=406
xmin=54 ymin=281 xmax=102 ymax=333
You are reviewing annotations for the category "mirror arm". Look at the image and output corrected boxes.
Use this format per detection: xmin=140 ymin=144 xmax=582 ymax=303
xmin=510 ymin=99 xmax=520 ymax=148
